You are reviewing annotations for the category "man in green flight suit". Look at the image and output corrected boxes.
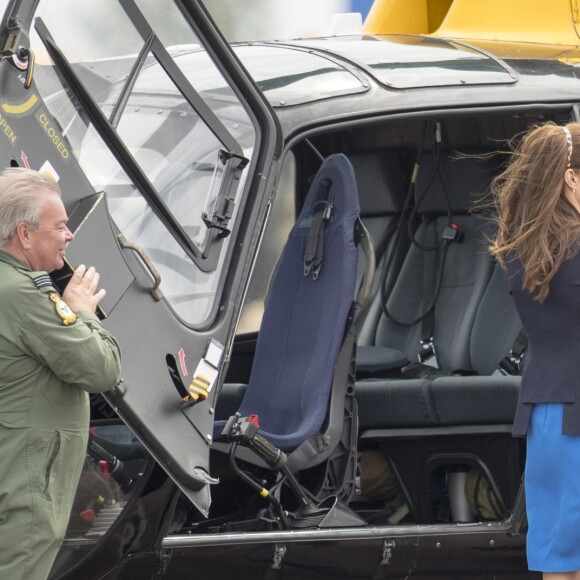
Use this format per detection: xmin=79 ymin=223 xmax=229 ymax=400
xmin=0 ymin=168 xmax=122 ymax=580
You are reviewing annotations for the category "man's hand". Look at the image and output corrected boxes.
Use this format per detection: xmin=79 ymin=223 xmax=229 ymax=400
xmin=62 ymin=264 xmax=106 ymax=313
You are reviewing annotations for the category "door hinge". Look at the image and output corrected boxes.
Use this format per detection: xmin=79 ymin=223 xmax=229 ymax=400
xmin=264 ymin=543 xmax=287 ymax=580
xmin=156 ymin=548 xmax=172 ymax=577
xmin=379 ymin=538 xmax=395 ymax=566
xmin=373 ymin=538 xmax=396 ymax=579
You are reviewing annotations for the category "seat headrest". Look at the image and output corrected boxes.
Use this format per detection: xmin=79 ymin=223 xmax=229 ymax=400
xmin=349 ymin=150 xmax=407 ymax=217
xmin=297 ymin=153 xmax=360 ymax=225
xmin=415 ymin=150 xmax=499 ymax=215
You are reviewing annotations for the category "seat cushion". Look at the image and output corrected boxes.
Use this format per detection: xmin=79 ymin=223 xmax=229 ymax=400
xmin=356 ymin=375 xmax=520 ymax=431
xmin=430 ymin=375 xmax=520 ymax=426
xmin=356 ymin=379 xmax=437 ymax=430
xmin=356 ymin=345 xmax=409 ymax=377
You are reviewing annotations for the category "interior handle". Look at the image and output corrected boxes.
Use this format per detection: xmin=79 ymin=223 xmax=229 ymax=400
xmin=116 ymin=233 xmax=163 ymax=301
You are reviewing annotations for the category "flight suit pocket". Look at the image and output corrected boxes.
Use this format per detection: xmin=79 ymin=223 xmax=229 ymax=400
xmin=28 ymin=430 xmax=61 ymax=499
xmin=43 ymin=431 xmax=61 ymax=495
xmin=29 ymin=429 xmax=88 ymax=518
xmin=49 ymin=430 xmax=87 ymax=518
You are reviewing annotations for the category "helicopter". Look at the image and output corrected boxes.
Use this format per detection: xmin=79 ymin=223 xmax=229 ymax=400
xmin=0 ymin=0 xmax=575 ymax=577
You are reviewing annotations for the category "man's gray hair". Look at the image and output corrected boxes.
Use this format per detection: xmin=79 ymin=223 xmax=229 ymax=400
xmin=0 ymin=168 xmax=61 ymax=247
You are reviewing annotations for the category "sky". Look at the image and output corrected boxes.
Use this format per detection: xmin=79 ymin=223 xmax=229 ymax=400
xmin=204 ymin=0 xmax=376 ymax=42
xmin=350 ymin=0 xmax=374 ymax=19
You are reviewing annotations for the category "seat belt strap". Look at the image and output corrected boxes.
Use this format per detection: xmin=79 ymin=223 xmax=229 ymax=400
xmin=418 ymin=221 xmax=464 ymax=367
xmin=419 ymin=220 xmax=439 ymax=367
xmin=304 ymin=186 xmax=334 ymax=280
xmin=303 ymin=209 xmax=325 ymax=278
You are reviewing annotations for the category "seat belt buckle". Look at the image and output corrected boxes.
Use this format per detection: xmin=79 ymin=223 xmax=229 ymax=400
xmin=322 ymin=203 xmax=333 ymax=222
xmin=442 ymin=223 xmax=464 ymax=243
xmin=304 ymin=259 xmax=322 ymax=279
xmin=419 ymin=337 xmax=437 ymax=365
xmin=497 ymin=351 xmax=522 ymax=376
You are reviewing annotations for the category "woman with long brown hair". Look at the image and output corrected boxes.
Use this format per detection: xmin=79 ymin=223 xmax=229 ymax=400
xmin=491 ymin=121 xmax=580 ymax=580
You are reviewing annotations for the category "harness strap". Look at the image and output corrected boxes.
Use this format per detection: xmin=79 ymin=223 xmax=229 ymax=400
xmin=419 ymin=220 xmax=439 ymax=366
xmin=304 ymin=186 xmax=334 ymax=280
xmin=418 ymin=221 xmax=464 ymax=365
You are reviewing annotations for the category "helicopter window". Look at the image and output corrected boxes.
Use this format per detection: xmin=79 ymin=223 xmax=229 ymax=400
xmin=293 ymin=36 xmax=517 ymax=89
xmin=110 ymin=64 xmax=233 ymax=251
xmin=232 ymin=44 xmax=369 ymax=107
xmin=30 ymin=0 xmax=258 ymax=326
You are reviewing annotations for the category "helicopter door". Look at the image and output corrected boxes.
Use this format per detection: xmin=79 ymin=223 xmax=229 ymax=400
xmin=8 ymin=0 xmax=281 ymax=516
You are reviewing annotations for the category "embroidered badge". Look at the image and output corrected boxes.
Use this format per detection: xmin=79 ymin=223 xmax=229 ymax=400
xmin=49 ymin=293 xmax=77 ymax=325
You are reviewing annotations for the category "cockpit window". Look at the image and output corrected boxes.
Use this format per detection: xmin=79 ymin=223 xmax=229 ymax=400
xmin=30 ymin=0 xmax=257 ymax=325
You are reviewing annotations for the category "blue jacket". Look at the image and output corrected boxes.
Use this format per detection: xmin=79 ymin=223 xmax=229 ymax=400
xmin=508 ymin=252 xmax=580 ymax=436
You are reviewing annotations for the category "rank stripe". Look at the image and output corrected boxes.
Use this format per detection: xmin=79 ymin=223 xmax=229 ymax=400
xmin=33 ymin=274 xmax=53 ymax=288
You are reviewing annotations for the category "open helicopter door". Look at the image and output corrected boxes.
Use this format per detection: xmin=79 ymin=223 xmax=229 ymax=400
xmin=0 ymin=0 xmax=281 ymax=517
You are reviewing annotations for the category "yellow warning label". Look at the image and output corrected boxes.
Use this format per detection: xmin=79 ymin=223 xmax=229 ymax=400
xmin=1 ymin=94 xmax=38 ymax=116
xmin=0 ymin=112 xmax=17 ymax=144
xmin=35 ymin=109 xmax=69 ymax=160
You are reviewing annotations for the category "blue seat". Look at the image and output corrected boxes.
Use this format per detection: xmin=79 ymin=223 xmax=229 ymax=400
xmin=214 ymin=153 xmax=372 ymax=500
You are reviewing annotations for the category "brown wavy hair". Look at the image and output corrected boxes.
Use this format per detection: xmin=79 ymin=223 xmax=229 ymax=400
xmin=490 ymin=121 xmax=580 ymax=302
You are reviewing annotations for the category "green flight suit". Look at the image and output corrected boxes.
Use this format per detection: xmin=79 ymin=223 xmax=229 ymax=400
xmin=0 ymin=251 xmax=122 ymax=580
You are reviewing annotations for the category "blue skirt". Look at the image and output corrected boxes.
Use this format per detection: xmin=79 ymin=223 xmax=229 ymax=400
xmin=526 ymin=403 xmax=580 ymax=572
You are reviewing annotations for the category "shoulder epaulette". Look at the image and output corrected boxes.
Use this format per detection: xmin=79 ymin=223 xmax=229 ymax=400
xmin=32 ymin=274 xmax=53 ymax=289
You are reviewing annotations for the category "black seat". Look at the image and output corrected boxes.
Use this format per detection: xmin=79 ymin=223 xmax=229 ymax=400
xmin=351 ymin=150 xmax=412 ymax=370
xmin=357 ymin=150 xmax=499 ymax=376
xmin=354 ymin=150 xmax=526 ymax=523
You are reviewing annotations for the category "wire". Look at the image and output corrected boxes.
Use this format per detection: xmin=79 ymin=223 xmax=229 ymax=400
xmin=379 ymin=122 xmax=460 ymax=327
xmin=305 ymin=139 xmax=325 ymax=163
xmin=228 ymin=443 xmax=290 ymax=528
